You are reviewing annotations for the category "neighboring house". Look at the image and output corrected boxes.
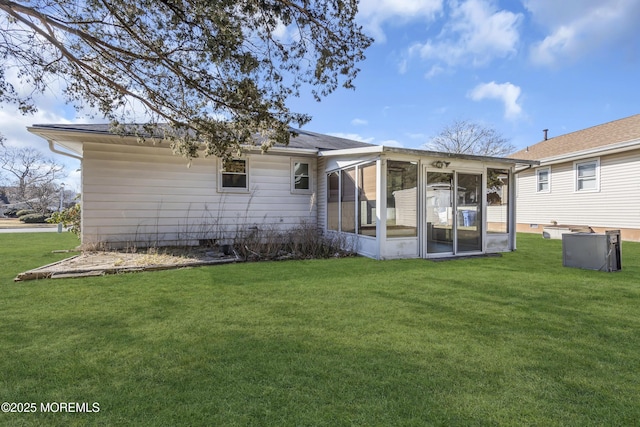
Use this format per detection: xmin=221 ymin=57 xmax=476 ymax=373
xmin=29 ymin=124 xmax=535 ymax=259
xmin=512 ymin=114 xmax=640 ymax=241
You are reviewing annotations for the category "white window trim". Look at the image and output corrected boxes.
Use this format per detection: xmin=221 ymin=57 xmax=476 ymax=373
xmin=536 ymin=167 xmax=551 ymax=193
xmin=218 ymin=157 xmax=250 ymax=193
xmin=290 ymin=158 xmax=313 ymax=194
xmin=574 ymin=158 xmax=600 ymax=193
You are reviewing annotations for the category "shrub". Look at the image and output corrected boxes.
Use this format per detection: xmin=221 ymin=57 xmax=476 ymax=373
xmin=233 ymin=222 xmax=354 ymax=261
xmin=3 ymin=207 xmax=20 ymax=218
xmin=47 ymin=203 xmax=81 ymax=238
xmin=19 ymin=213 xmax=50 ymax=223
xmin=16 ymin=209 xmax=36 ymax=217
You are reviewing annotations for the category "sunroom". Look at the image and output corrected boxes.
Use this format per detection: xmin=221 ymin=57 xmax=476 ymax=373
xmin=319 ymin=146 xmax=536 ymax=259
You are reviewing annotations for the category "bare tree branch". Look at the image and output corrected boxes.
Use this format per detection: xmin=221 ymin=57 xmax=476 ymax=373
xmin=0 ymin=145 xmax=67 ymax=212
xmin=425 ymin=119 xmax=515 ymax=157
xmin=0 ymin=0 xmax=373 ymax=159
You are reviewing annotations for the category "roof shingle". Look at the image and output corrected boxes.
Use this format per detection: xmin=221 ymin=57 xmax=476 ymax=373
xmin=511 ymin=114 xmax=640 ymax=160
xmin=28 ymin=124 xmax=372 ymax=151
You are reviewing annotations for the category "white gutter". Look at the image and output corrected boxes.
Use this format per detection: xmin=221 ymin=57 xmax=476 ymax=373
xmin=320 ymin=145 xmax=538 ymax=167
xmin=537 ymin=138 xmax=640 ymax=165
xmin=243 ymin=145 xmax=319 ymax=155
xmin=48 ymin=140 xmax=83 ymax=161
xmin=318 ymin=145 xmax=384 ymax=157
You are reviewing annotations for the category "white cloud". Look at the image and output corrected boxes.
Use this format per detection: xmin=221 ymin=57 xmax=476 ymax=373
xmin=351 ymin=118 xmax=368 ymax=126
xmin=327 ymin=133 xmax=375 ymax=144
xmin=409 ymin=0 xmax=522 ymax=68
xmin=358 ymin=0 xmax=443 ymax=42
xmin=0 ymin=107 xmax=82 ymax=190
xmin=424 ymin=65 xmax=445 ymax=79
xmin=525 ymin=0 xmax=640 ymax=66
xmin=468 ymin=81 xmax=523 ymax=120
xmin=406 ymin=132 xmax=427 ymax=140
xmin=271 ymin=21 xmax=289 ymax=40
xmin=380 ymin=139 xmax=403 ymax=148
xmin=269 ymin=17 xmax=304 ymax=45
xmin=398 ymin=59 xmax=408 ymax=75
xmin=0 ymin=67 xmax=95 ymax=191
xmin=0 ymin=111 xmax=58 ymax=151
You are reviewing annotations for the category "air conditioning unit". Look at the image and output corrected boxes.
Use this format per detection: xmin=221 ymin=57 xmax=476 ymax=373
xmin=562 ymin=230 xmax=621 ymax=272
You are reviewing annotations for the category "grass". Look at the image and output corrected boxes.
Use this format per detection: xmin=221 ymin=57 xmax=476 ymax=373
xmin=1 ymin=232 xmax=639 ymax=426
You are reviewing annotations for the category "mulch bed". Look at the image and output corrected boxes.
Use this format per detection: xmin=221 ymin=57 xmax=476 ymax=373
xmin=15 ymin=248 xmax=239 ymax=281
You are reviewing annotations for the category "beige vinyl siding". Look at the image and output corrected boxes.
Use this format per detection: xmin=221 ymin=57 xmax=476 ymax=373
xmin=82 ymin=142 xmax=317 ymax=247
xmin=597 ymin=150 xmax=640 ymax=228
xmin=517 ymin=149 xmax=640 ymax=229
xmin=316 ymin=156 xmax=328 ymax=232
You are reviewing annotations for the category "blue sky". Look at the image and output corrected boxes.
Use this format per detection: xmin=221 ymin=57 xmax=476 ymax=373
xmin=294 ymin=0 xmax=640 ymax=151
xmin=2 ymin=0 xmax=640 ymax=191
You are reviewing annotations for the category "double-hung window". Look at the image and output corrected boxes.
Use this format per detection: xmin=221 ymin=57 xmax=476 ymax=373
xmin=291 ymin=159 xmax=312 ymax=193
xmin=536 ymin=167 xmax=550 ymax=193
xmin=220 ymin=158 xmax=249 ymax=191
xmin=575 ymin=159 xmax=599 ymax=192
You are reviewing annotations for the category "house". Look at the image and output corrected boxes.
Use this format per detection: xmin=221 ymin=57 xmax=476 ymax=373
xmin=29 ymin=124 xmax=536 ymax=259
xmin=512 ymin=114 xmax=640 ymax=241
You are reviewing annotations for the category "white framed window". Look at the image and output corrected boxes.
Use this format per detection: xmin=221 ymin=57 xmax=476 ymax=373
xmin=219 ymin=158 xmax=249 ymax=192
xmin=574 ymin=158 xmax=599 ymax=192
xmin=536 ymin=167 xmax=550 ymax=193
xmin=291 ymin=159 xmax=312 ymax=194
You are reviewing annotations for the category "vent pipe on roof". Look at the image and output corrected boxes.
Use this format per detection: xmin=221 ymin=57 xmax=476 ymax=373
xmin=543 ymin=129 xmax=549 ymax=140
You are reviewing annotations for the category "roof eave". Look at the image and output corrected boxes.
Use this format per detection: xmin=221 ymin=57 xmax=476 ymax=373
xmin=537 ymin=138 xmax=640 ymax=165
xmin=318 ymin=145 xmax=384 ymax=157
xmin=320 ymin=145 xmax=539 ymax=165
xmin=242 ymin=145 xmax=319 ymax=155
xmin=28 ymin=124 xmax=365 ymax=154
xmin=381 ymin=146 xmax=539 ymax=165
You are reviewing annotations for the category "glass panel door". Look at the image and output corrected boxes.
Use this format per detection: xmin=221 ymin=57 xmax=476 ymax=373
xmin=457 ymin=173 xmax=482 ymax=252
xmin=358 ymin=162 xmax=377 ymax=237
xmin=426 ymin=172 xmax=454 ymax=253
xmin=341 ymin=168 xmax=356 ymax=233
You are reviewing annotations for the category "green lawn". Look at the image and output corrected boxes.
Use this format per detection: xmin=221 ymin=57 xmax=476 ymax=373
xmin=1 ymin=232 xmax=639 ymax=426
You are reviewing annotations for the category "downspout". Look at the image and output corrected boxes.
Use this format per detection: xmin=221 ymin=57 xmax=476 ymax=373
xmin=48 ymin=140 xmax=83 ymax=161
xmin=48 ymin=140 xmax=83 ymax=244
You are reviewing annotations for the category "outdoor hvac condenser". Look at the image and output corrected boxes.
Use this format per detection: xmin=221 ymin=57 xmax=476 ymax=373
xmin=562 ymin=230 xmax=621 ymax=272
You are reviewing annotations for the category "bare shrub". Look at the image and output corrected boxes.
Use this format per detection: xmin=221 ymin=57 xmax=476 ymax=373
xmin=233 ymin=221 xmax=355 ymax=261
xmin=80 ymin=241 xmax=111 ymax=252
xmin=233 ymin=224 xmax=284 ymax=261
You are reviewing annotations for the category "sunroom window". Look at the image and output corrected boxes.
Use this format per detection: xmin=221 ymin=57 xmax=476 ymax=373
xmin=386 ymin=161 xmax=417 ymax=237
xmin=487 ymin=168 xmax=509 ymax=233
xmin=326 ymin=162 xmax=378 ymax=236
xmin=341 ymin=168 xmax=356 ymax=234
xmin=358 ymin=162 xmax=377 ymax=237
xmin=327 ymin=171 xmax=340 ymax=231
